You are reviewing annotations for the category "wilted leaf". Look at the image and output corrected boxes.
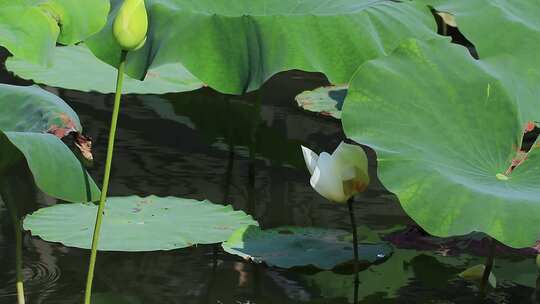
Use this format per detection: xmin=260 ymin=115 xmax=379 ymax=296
xmin=0 ymin=84 xmax=100 ymax=202
xmin=295 ymin=85 xmax=347 ymax=119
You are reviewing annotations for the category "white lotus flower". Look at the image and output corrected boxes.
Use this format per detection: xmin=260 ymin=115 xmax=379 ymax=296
xmin=301 ymin=142 xmax=370 ymax=203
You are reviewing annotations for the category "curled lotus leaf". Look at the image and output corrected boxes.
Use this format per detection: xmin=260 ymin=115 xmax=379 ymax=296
xmin=86 ymin=0 xmax=437 ymax=94
xmin=0 ymin=0 xmax=109 ymax=65
xmin=0 ymin=84 xmax=100 ymax=203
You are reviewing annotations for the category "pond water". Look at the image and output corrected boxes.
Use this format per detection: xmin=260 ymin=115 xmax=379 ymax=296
xmin=0 ymin=58 xmax=539 ymax=303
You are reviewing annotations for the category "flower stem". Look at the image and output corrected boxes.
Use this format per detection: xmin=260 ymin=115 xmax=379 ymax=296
xmin=480 ymin=237 xmax=496 ymax=293
xmin=84 ymin=51 xmax=127 ymax=304
xmin=347 ymin=197 xmax=359 ymax=304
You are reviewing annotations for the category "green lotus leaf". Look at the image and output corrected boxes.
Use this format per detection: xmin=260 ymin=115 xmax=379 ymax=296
xmin=0 ymin=0 xmax=110 ymax=65
xmin=342 ymin=38 xmax=540 ymax=248
xmin=86 ymin=0 xmax=437 ymax=94
xmin=6 ymin=45 xmax=204 ymax=94
xmin=295 ymin=85 xmax=347 ymax=119
xmin=23 ymin=195 xmax=258 ymax=251
xmin=222 ymin=225 xmax=393 ymax=270
xmin=425 ymin=0 xmax=540 ymax=122
xmin=0 ymin=84 xmax=100 ymax=202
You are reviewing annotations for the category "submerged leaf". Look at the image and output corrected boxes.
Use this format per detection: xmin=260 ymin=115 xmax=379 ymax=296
xmin=222 ymin=225 xmax=392 ymax=270
xmin=24 ymin=196 xmax=258 ymax=251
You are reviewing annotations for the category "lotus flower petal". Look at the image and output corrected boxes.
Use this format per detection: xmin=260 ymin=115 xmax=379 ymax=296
xmin=310 ymin=152 xmax=347 ymax=203
xmin=332 ymin=142 xmax=370 ymax=186
xmin=301 ymin=145 xmax=319 ymax=175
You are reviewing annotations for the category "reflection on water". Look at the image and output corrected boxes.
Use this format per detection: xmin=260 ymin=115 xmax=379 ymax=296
xmin=0 ymin=68 xmax=539 ymax=303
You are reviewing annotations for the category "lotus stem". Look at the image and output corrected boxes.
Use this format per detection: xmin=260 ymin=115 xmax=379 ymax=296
xmin=84 ymin=50 xmax=127 ymax=304
xmin=223 ymin=142 xmax=234 ymax=202
xmin=222 ymin=98 xmax=235 ymax=202
xmin=247 ymin=94 xmax=261 ymax=215
xmin=480 ymin=237 xmax=496 ymax=293
xmin=347 ymin=197 xmax=359 ymax=304
xmin=13 ymin=217 xmax=25 ymax=304
xmin=1 ymin=176 xmax=26 ymax=304
xmin=8 ymin=207 xmax=25 ymax=304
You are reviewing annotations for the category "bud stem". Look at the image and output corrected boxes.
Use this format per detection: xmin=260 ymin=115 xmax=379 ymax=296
xmin=84 ymin=50 xmax=127 ymax=304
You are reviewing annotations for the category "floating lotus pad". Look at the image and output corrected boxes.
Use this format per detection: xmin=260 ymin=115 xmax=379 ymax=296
xmin=23 ymin=196 xmax=258 ymax=251
xmin=0 ymin=84 xmax=100 ymax=202
xmin=342 ymin=38 xmax=540 ymax=248
xmin=6 ymin=45 xmax=204 ymax=94
xmin=295 ymin=85 xmax=347 ymax=119
xmin=0 ymin=0 xmax=109 ymax=65
xmin=86 ymin=0 xmax=437 ymax=94
xmin=222 ymin=225 xmax=393 ymax=270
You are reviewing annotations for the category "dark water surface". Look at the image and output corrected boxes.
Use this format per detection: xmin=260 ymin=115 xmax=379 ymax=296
xmin=1 ymin=58 xmax=539 ymax=303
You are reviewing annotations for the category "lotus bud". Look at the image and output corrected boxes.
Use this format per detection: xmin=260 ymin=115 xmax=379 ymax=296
xmin=113 ymin=0 xmax=148 ymax=51
xmin=301 ymin=141 xmax=369 ymax=203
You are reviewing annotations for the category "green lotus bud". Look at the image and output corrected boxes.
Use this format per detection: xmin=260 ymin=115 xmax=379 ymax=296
xmin=113 ymin=0 xmax=148 ymax=51
xmin=536 ymin=254 xmax=540 ymax=270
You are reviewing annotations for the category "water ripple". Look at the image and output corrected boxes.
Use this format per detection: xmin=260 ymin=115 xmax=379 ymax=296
xmin=0 ymin=250 xmax=61 ymax=300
